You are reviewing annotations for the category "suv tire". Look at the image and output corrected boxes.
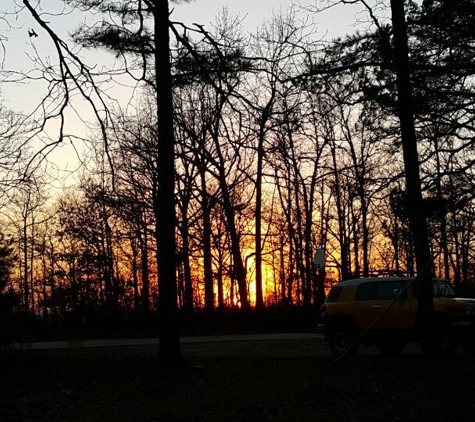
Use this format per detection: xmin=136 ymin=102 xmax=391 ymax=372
xmin=329 ymin=329 xmax=358 ymax=357
xmin=434 ymin=323 xmax=456 ymax=356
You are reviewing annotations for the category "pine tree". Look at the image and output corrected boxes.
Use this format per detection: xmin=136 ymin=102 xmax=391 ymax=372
xmin=67 ymin=0 xmax=182 ymax=366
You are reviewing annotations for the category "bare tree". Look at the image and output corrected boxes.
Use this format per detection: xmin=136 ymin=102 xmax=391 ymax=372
xmin=18 ymin=0 xmax=182 ymax=365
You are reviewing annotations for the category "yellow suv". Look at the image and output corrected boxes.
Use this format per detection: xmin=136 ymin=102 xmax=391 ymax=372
xmin=318 ymin=277 xmax=475 ymax=356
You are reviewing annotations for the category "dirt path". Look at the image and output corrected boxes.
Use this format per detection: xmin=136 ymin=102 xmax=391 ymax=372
xmin=28 ymin=332 xmax=322 ymax=350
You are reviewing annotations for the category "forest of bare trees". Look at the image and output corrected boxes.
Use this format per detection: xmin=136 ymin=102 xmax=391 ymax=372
xmin=1 ymin=1 xmax=475 ymax=357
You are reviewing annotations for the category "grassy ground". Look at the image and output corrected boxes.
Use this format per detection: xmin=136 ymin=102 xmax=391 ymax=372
xmin=1 ymin=339 xmax=474 ymax=421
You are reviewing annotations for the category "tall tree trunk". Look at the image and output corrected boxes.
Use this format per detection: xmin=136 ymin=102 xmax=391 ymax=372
xmin=154 ymin=0 xmax=181 ymax=367
xmin=201 ymin=169 xmax=214 ymax=314
xmin=433 ymin=136 xmax=450 ymax=280
xmin=255 ymin=122 xmax=265 ymax=313
xmin=361 ymin=198 xmax=370 ymax=277
xmin=316 ymin=181 xmax=329 ymax=305
xmin=23 ymin=216 xmax=29 ymax=316
xmin=29 ymin=222 xmax=35 ymax=315
xmin=131 ymin=233 xmax=140 ymax=312
xmin=390 ymin=0 xmax=435 ymax=355
xmin=180 ymin=221 xmax=194 ymax=316
xmin=140 ymin=220 xmax=150 ymax=313
xmin=330 ymin=143 xmax=349 ymax=281
xmin=254 ymin=95 xmax=275 ymax=314
xmin=210 ymin=126 xmax=249 ymax=311
xmin=220 ymin=189 xmax=249 ymax=311
xmin=216 ymin=245 xmax=224 ymax=310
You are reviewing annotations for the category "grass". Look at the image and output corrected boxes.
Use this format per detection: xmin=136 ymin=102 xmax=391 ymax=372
xmin=1 ymin=338 xmax=475 ymax=421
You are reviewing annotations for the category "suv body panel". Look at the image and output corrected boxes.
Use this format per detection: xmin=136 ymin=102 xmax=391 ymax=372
xmin=319 ymin=276 xmax=475 ymax=354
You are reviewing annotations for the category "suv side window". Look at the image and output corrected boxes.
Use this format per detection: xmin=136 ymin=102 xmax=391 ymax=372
xmin=355 ymin=282 xmax=378 ymax=300
xmin=355 ymin=280 xmax=408 ymax=301
xmin=377 ymin=280 xmax=407 ymax=300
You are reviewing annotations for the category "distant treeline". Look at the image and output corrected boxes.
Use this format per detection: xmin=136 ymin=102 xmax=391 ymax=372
xmin=1 ymin=1 xmax=475 ymax=342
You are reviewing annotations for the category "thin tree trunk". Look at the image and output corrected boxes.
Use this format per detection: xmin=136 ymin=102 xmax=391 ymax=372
xmin=23 ymin=218 xmax=28 ymax=316
xmin=433 ymin=136 xmax=450 ymax=280
xmin=255 ymin=96 xmax=275 ymax=314
xmin=132 ymin=233 xmax=140 ymax=312
xmin=201 ymin=170 xmax=214 ymax=314
xmin=140 ymin=221 xmax=150 ymax=313
xmin=255 ymin=125 xmax=265 ymax=313
xmin=330 ymin=143 xmax=349 ymax=281
xmin=181 ymin=222 xmax=194 ymax=316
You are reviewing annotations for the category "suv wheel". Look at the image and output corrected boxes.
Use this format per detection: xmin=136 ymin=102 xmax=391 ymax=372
xmin=435 ymin=324 xmax=456 ymax=356
xmin=329 ymin=329 xmax=358 ymax=357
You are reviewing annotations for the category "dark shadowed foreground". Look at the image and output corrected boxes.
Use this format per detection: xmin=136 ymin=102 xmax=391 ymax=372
xmin=1 ymin=338 xmax=474 ymax=421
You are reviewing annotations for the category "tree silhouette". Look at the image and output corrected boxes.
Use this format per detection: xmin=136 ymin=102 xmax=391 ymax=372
xmin=22 ymin=0 xmax=182 ymax=366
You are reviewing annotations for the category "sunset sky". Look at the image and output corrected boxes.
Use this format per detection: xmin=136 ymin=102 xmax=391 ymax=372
xmin=2 ymin=0 xmax=364 ymax=115
xmin=172 ymin=0 xmax=362 ymax=38
xmin=0 ymin=0 xmax=366 ymax=180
